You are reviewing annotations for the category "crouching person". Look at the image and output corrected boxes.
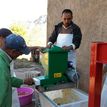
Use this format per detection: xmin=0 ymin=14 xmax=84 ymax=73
xmin=0 ymin=34 xmax=34 ymax=107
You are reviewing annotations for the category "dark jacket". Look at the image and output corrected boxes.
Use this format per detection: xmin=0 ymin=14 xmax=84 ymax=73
xmin=48 ymin=21 xmax=82 ymax=49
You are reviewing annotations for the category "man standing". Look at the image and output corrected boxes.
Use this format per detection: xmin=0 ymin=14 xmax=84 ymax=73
xmin=47 ymin=9 xmax=82 ymax=82
xmin=0 ymin=34 xmax=34 ymax=107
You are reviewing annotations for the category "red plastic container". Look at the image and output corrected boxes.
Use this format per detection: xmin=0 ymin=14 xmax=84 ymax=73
xmin=17 ymin=87 xmax=34 ymax=106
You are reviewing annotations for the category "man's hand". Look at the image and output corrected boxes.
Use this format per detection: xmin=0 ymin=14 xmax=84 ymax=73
xmin=39 ymin=47 xmax=47 ymax=53
xmin=47 ymin=44 xmax=52 ymax=48
xmin=23 ymin=78 xmax=34 ymax=85
xmin=62 ymin=45 xmax=73 ymax=51
xmin=47 ymin=42 xmax=53 ymax=48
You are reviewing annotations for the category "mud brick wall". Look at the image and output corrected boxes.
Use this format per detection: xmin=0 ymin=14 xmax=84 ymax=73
xmin=47 ymin=0 xmax=107 ymax=92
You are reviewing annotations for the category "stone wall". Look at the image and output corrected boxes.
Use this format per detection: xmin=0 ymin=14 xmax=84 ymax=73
xmin=47 ymin=0 xmax=107 ymax=92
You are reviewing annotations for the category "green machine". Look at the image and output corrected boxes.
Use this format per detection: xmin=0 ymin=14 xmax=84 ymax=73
xmin=33 ymin=45 xmax=70 ymax=89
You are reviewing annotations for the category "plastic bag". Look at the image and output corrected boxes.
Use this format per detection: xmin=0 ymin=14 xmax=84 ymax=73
xmin=12 ymin=88 xmax=20 ymax=107
xmin=66 ymin=67 xmax=80 ymax=83
xmin=101 ymin=77 xmax=107 ymax=107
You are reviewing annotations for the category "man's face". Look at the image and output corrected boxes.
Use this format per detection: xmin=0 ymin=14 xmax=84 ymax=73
xmin=61 ymin=12 xmax=73 ymax=27
xmin=9 ymin=49 xmax=23 ymax=59
xmin=0 ymin=36 xmax=5 ymax=47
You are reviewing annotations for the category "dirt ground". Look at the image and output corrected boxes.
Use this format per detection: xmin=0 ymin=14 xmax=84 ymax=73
xmin=14 ymin=58 xmax=44 ymax=78
xmin=14 ymin=58 xmax=44 ymax=107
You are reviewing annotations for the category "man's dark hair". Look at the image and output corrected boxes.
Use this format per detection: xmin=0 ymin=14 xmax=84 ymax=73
xmin=0 ymin=28 xmax=12 ymax=38
xmin=62 ymin=9 xmax=73 ymax=16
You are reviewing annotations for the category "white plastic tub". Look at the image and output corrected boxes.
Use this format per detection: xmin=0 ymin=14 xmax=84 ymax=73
xmin=35 ymin=88 xmax=88 ymax=107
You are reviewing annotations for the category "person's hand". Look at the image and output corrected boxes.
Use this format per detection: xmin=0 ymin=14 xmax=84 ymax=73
xmin=62 ymin=45 xmax=73 ymax=51
xmin=23 ymin=78 xmax=34 ymax=85
xmin=47 ymin=44 xmax=52 ymax=48
xmin=39 ymin=47 xmax=46 ymax=53
xmin=47 ymin=42 xmax=53 ymax=48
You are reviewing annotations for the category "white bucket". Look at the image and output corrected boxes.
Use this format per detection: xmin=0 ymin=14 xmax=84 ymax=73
xmin=36 ymin=88 xmax=88 ymax=107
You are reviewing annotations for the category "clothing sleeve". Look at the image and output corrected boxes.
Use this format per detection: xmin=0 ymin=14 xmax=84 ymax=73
xmin=11 ymin=77 xmax=23 ymax=88
xmin=48 ymin=26 xmax=58 ymax=44
xmin=73 ymin=27 xmax=82 ymax=49
xmin=0 ymin=66 xmax=9 ymax=105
